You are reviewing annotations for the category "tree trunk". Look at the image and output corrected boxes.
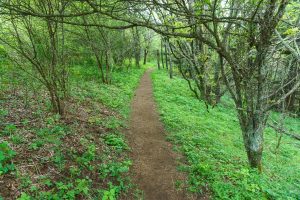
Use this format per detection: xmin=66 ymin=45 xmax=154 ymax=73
xmin=214 ymin=55 xmax=222 ymax=104
xmin=95 ymin=53 xmax=105 ymax=83
xmin=105 ymin=51 xmax=109 ymax=84
xmin=241 ymin=116 xmax=265 ymax=172
xmin=55 ymin=93 xmax=64 ymax=116
xmin=135 ymin=52 xmax=140 ymax=67
xmin=157 ymin=50 xmax=161 ymax=70
xmin=134 ymin=27 xmax=141 ymax=68
xmin=164 ymin=39 xmax=169 ymax=70
xmin=167 ymin=44 xmax=173 ymax=78
xmin=48 ymin=85 xmax=64 ymax=116
xmin=169 ymin=59 xmax=173 ymax=78
xmin=161 ymin=39 xmax=165 ymax=69
xmin=143 ymin=49 xmax=148 ymax=65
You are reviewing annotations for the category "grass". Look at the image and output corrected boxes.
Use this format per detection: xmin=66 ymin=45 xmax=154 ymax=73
xmin=151 ymin=69 xmax=300 ymax=200
xmin=0 ymin=62 xmax=146 ymax=199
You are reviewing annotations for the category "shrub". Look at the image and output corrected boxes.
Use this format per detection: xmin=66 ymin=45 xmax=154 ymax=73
xmin=0 ymin=141 xmax=16 ymax=175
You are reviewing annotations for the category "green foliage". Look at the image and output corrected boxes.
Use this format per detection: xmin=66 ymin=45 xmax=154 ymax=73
xmin=99 ymin=160 xmax=132 ymax=180
xmin=98 ymin=160 xmax=132 ymax=199
xmin=151 ymin=70 xmax=300 ymax=199
xmin=53 ymin=178 xmax=91 ymax=199
xmin=0 ymin=45 xmax=8 ymax=61
xmin=75 ymin=140 xmax=96 ymax=169
xmin=284 ymin=27 xmax=299 ymax=35
xmin=10 ymin=134 xmax=25 ymax=144
xmin=104 ymin=133 xmax=128 ymax=152
xmin=52 ymin=150 xmax=65 ymax=170
xmin=0 ymin=141 xmax=16 ymax=175
xmin=17 ymin=192 xmax=31 ymax=200
xmin=0 ymin=108 xmax=8 ymax=119
xmin=19 ymin=175 xmax=33 ymax=188
xmin=31 ymin=178 xmax=92 ymax=200
xmin=70 ymin=65 xmax=145 ymax=117
xmin=1 ymin=124 xmax=17 ymax=136
xmin=101 ymin=117 xmax=124 ymax=129
xmin=100 ymin=183 xmax=118 ymax=200
xmin=29 ymin=124 xmax=67 ymax=151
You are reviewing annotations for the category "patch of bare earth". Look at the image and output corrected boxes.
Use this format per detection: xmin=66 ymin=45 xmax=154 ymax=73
xmin=126 ymin=70 xmax=210 ymax=200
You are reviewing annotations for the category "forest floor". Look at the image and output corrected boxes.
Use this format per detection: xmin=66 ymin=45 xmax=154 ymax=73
xmin=126 ymin=69 xmax=209 ymax=200
xmin=0 ymin=64 xmax=146 ymax=200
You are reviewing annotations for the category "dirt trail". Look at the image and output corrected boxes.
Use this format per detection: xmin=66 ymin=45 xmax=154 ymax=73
xmin=126 ymin=69 xmax=187 ymax=200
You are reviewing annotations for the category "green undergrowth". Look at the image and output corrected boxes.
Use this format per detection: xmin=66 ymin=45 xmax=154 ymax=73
xmin=151 ymin=70 xmax=300 ymax=200
xmin=70 ymin=65 xmax=145 ymax=118
xmin=0 ymin=63 xmax=146 ymax=199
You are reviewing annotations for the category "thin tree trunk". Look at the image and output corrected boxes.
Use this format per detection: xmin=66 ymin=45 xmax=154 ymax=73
xmin=214 ymin=55 xmax=222 ymax=104
xmin=48 ymin=85 xmax=64 ymax=116
xmin=105 ymin=51 xmax=109 ymax=84
xmin=143 ymin=49 xmax=148 ymax=65
xmin=167 ymin=43 xmax=173 ymax=78
xmin=164 ymin=38 xmax=169 ymax=70
xmin=157 ymin=49 xmax=161 ymax=70
xmin=161 ymin=38 xmax=165 ymax=69
xmin=96 ymin=53 xmax=105 ymax=83
xmin=169 ymin=62 xmax=173 ymax=78
xmin=134 ymin=27 xmax=141 ymax=68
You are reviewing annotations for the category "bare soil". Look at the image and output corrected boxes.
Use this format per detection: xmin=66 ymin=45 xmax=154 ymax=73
xmin=126 ymin=69 xmax=188 ymax=200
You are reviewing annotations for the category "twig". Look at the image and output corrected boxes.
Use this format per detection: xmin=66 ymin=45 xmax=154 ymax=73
xmin=268 ymin=121 xmax=300 ymax=141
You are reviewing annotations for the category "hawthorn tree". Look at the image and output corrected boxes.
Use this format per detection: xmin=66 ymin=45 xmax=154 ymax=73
xmin=0 ymin=1 xmax=69 ymax=115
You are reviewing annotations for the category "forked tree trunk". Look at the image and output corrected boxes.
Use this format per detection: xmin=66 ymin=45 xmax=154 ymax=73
xmin=48 ymin=86 xmax=65 ymax=116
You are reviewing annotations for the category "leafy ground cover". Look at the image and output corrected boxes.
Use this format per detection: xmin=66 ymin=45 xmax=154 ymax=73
xmin=0 ymin=63 xmax=145 ymax=200
xmin=151 ymin=70 xmax=300 ymax=200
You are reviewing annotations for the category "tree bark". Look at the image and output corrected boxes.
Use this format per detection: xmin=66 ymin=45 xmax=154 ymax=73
xmin=214 ymin=55 xmax=222 ymax=104
xmin=161 ymin=39 xmax=165 ymax=69
xmin=240 ymin=114 xmax=265 ymax=172
xmin=157 ymin=49 xmax=161 ymax=70
xmin=134 ymin=27 xmax=141 ymax=68
xmin=167 ymin=43 xmax=173 ymax=78
xmin=164 ymin=38 xmax=169 ymax=70
xmin=143 ymin=49 xmax=148 ymax=65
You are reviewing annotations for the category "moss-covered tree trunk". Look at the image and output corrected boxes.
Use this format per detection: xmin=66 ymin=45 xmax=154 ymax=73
xmin=241 ymin=117 xmax=265 ymax=172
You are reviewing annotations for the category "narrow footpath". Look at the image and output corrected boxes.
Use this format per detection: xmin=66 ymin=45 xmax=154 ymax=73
xmin=127 ymin=69 xmax=187 ymax=200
